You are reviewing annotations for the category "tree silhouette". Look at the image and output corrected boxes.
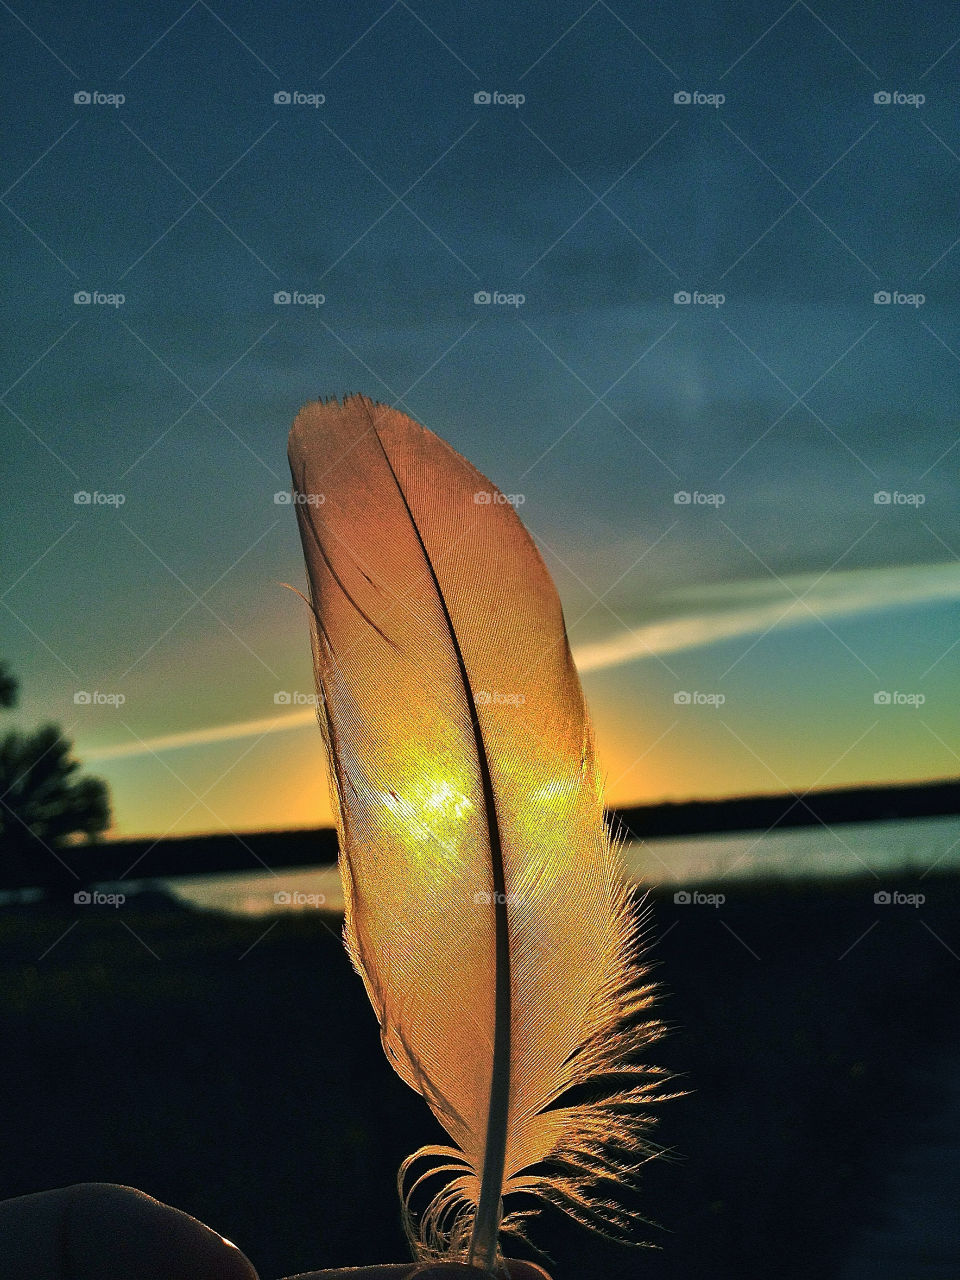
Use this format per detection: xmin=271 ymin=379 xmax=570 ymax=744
xmin=0 ymin=666 xmax=111 ymax=897
xmin=0 ymin=661 xmax=17 ymax=710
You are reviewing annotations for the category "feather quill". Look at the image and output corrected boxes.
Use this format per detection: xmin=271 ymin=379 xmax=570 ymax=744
xmin=288 ymin=394 xmax=670 ymax=1271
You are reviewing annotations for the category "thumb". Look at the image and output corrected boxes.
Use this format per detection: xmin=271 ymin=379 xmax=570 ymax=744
xmin=0 ymin=1183 xmax=259 ymax=1279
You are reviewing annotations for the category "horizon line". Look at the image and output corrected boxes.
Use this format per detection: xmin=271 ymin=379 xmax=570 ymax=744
xmin=97 ymin=771 xmax=960 ymax=843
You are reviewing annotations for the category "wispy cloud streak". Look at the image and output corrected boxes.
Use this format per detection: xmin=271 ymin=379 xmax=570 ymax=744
xmin=83 ymin=562 xmax=960 ymax=760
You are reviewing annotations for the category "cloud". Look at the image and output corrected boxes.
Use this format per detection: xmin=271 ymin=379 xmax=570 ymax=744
xmin=574 ymin=560 xmax=960 ymax=672
xmin=84 ymin=709 xmax=318 ymax=762
xmin=83 ymin=561 xmax=960 ymax=761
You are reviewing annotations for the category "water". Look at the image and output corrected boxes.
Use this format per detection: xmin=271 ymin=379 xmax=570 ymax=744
xmin=625 ymin=813 xmax=960 ymax=883
xmin=160 ymin=814 xmax=960 ymax=916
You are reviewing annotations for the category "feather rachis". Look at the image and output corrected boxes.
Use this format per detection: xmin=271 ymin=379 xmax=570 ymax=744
xmin=368 ymin=425 xmax=514 ymax=1270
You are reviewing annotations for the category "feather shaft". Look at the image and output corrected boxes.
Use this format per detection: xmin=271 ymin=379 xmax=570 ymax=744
xmin=379 ymin=437 xmax=513 ymax=1270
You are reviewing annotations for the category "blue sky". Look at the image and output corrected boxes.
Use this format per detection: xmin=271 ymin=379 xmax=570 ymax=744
xmin=2 ymin=0 xmax=959 ymax=835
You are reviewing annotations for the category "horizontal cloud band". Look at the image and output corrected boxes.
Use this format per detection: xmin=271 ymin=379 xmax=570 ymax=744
xmin=84 ymin=560 xmax=960 ymax=762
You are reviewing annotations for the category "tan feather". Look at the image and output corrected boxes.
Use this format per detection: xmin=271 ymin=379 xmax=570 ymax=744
xmin=288 ymin=394 xmax=671 ymax=1271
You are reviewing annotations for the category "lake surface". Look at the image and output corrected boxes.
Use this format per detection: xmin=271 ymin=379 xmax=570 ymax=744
xmin=160 ymin=814 xmax=960 ymax=916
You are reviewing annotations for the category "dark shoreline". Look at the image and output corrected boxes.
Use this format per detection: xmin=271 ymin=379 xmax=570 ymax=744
xmin=616 ymin=775 xmax=960 ymax=837
xmin=3 ymin=777 xmax=958 ymax=893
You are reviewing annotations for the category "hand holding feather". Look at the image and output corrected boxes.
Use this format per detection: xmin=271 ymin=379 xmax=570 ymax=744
xmin=288 ymin=396 xmax=670 ymax=1275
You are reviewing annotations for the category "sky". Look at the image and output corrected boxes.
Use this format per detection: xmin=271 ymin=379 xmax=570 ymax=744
xmin=2 ymin=0 xmax=959 ymax=838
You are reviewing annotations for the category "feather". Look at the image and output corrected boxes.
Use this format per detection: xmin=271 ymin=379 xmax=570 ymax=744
xmin=287 ymin=394 xmax=671 ymax=1272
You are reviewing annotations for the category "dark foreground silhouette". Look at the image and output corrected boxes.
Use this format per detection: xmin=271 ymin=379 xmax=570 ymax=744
xmin=0 ymin=871 xmax=957 ymax=1279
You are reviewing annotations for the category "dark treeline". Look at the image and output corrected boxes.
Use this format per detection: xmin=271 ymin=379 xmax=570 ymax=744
xmin=614 ymin=775 xmax=960 ymax=839
xmin=1 ymin=827 xmax=338 ymax=895
xmin=2 ymin=777 xmax=959 ymax=892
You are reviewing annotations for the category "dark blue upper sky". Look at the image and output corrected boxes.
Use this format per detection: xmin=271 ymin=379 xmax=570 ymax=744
xmin=3 ymin=1 xmax=959 ymax=833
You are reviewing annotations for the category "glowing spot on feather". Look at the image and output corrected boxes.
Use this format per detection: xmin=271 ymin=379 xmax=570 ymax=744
xmin=423 ymin=778 xmax=473 ymax=821
xmin=531 ymin=778 xmax=574 ymax=804
xmin=375 ymin=772 xmax=474 ymax=862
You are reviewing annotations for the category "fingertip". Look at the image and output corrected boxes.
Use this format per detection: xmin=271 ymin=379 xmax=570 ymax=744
xmin=511 ymin=1265 xmax=552 ymax=1280
xmin=63 ymin=1182 xmax=260 ymax=1280
xmin=503 ymin=1264 xmax=553 ymax=1280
